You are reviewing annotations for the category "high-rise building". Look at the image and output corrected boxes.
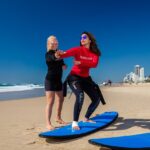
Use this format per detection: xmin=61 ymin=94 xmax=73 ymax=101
xmin=134 ymin=65 xmax=140 ymax=77
xmin=139 ymin=67 xmax=145 ymax=81
xmin=123 ymin=65 xmax=145 ymax=83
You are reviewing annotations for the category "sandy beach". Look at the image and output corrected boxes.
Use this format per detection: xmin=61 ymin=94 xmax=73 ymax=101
xmin=0 ymin=84 xmax=150 ymax=150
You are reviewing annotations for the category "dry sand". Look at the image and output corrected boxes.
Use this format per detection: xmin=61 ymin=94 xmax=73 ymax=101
xmin=0 ymin=84 xmax=150 ymax=150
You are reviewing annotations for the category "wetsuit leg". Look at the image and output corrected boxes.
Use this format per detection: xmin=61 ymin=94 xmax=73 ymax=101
xmin=83 ymin=80 xmax=101 ymax=119
xmin=68 ymin=77 xmax=84 ymax=121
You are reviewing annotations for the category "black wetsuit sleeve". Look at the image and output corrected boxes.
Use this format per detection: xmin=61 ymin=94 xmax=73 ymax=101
xmin=45 ymin=52 xmax=56 ymax=62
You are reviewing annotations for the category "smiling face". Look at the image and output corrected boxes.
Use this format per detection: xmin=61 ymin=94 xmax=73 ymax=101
xmin=80 ymin=34 xmax=91 ymax=48
xmin=47 ymin=36 xmax=58 ymax=51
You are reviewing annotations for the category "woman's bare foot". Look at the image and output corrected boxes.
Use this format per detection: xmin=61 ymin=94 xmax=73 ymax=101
xmin=46 ymin=124 xmax=55 ymax=130
xmin=72 ymin=121 xmax=80 ymax=130
xmin=72 ymin=125 xmax=80 ymax=130
xmin=56 ymin=119 xmax=68 ymax=125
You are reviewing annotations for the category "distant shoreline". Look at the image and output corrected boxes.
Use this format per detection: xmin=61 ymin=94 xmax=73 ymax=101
xmin=101 ymin=82 xmax=150 ymax=87
xmin=1 ymin=82 xmax=150 ymax=101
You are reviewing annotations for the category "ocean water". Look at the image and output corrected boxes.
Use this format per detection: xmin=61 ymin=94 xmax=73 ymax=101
xmin=0 ymin=84 xmax=45 ymax=101
xmin=0 ymin=83 xmax=103 ymax=101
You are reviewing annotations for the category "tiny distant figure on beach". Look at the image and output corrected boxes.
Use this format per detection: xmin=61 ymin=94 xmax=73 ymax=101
xmin=44 ymin=35 xmax=67 ymax=130
xmin=107 ymin=79 xmax=112 ymax=86
xmin=103 ymin=79 xmax=112 ymax=86
xmin=55 ymin=31 xmax=106 ymax=130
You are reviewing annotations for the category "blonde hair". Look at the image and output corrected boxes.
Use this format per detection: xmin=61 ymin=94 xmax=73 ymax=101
xmin=47 ymin=35 xmax=58 ymax=52
xmin=47 ymin=35 xmax=56 ymax=42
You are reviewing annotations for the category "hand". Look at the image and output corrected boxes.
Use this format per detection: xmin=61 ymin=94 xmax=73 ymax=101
xmin=55 ymin=50 xmax=65 ymax=58
xmin=58 ymin=50 xmax=65 ymax=55
xmin=74 ymin=60 xmax=81 ymax=65
xmin=55 ymin=51 xmax=60 ymax=58
xmin=62 ymin=65 xmax=67 ymax=70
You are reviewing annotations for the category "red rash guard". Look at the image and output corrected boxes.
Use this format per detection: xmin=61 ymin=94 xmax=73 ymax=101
xmin=60 ymin=46 xmax=99 ymax=77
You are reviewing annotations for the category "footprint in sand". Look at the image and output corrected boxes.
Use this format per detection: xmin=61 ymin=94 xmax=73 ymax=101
xmin=26 ymin=127 xmax=35 ymax=130
xmin=26 ymin=141 xmax=37 ymax=145
xmin=24 ymin=126 xmax=44 ymax=135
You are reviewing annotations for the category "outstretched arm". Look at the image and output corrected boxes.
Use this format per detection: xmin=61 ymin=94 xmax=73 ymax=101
xmin=55 ymin=47 xmax=79 ymax=59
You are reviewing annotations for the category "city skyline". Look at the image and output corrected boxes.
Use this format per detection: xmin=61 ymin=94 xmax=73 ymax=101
xmin=0 ymin=0 xmax=150 ymax=84
xmin=123 ymin=64 xmax=146 ymax=83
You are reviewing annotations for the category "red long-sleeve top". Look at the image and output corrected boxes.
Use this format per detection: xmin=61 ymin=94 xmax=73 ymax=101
xmin=60 ymin=46 xmax=99 ymax=77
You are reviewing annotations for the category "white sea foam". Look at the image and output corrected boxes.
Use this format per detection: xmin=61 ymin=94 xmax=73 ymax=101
xmin=0 ymin=84 xmax=44 ymax=93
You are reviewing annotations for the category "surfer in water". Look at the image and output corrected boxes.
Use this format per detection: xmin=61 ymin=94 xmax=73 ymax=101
xmin=55 ymin=31 xmax=106 ymax=130
xmin=45 ymin=35 xmax=67 ymax=130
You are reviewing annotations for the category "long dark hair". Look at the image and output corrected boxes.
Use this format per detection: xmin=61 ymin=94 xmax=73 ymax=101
xmin=80 ymin=31 xmax=101 ymax=56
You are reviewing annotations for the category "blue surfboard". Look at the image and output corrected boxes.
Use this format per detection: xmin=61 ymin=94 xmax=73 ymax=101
xmin=89 ymin=133 xmax=150 ymax=150
xmin=39 ymin=111 xmax=118 ymax=139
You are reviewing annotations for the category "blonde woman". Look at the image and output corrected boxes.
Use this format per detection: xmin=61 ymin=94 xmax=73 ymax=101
xmin=45 ymin=36 xmax=67 ymax=130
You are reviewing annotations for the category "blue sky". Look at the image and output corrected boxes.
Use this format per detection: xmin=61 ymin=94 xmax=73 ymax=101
xmin=0 ymin=0 xmax=150 ymax=84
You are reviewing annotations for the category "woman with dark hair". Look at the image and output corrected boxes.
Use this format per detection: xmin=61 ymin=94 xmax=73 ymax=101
xmin=80 ymin=31 xmax=101 ymax=56
xmin=55 ymin=32 xmax=106 ymax=130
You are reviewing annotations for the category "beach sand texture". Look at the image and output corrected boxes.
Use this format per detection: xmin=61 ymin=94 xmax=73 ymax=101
xmin=0 ymin=84 xmax=150 ymax=150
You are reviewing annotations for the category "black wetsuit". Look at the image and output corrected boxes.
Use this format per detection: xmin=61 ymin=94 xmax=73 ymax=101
xmin=45 ymin=50 xmax=65 ymax=91
xmin=67 ymin=74 xmax=105 ymax=121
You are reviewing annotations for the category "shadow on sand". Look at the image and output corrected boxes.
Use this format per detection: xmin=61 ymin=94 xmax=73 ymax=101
xmin=103 ymin=117 xmax=150 ymax=131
